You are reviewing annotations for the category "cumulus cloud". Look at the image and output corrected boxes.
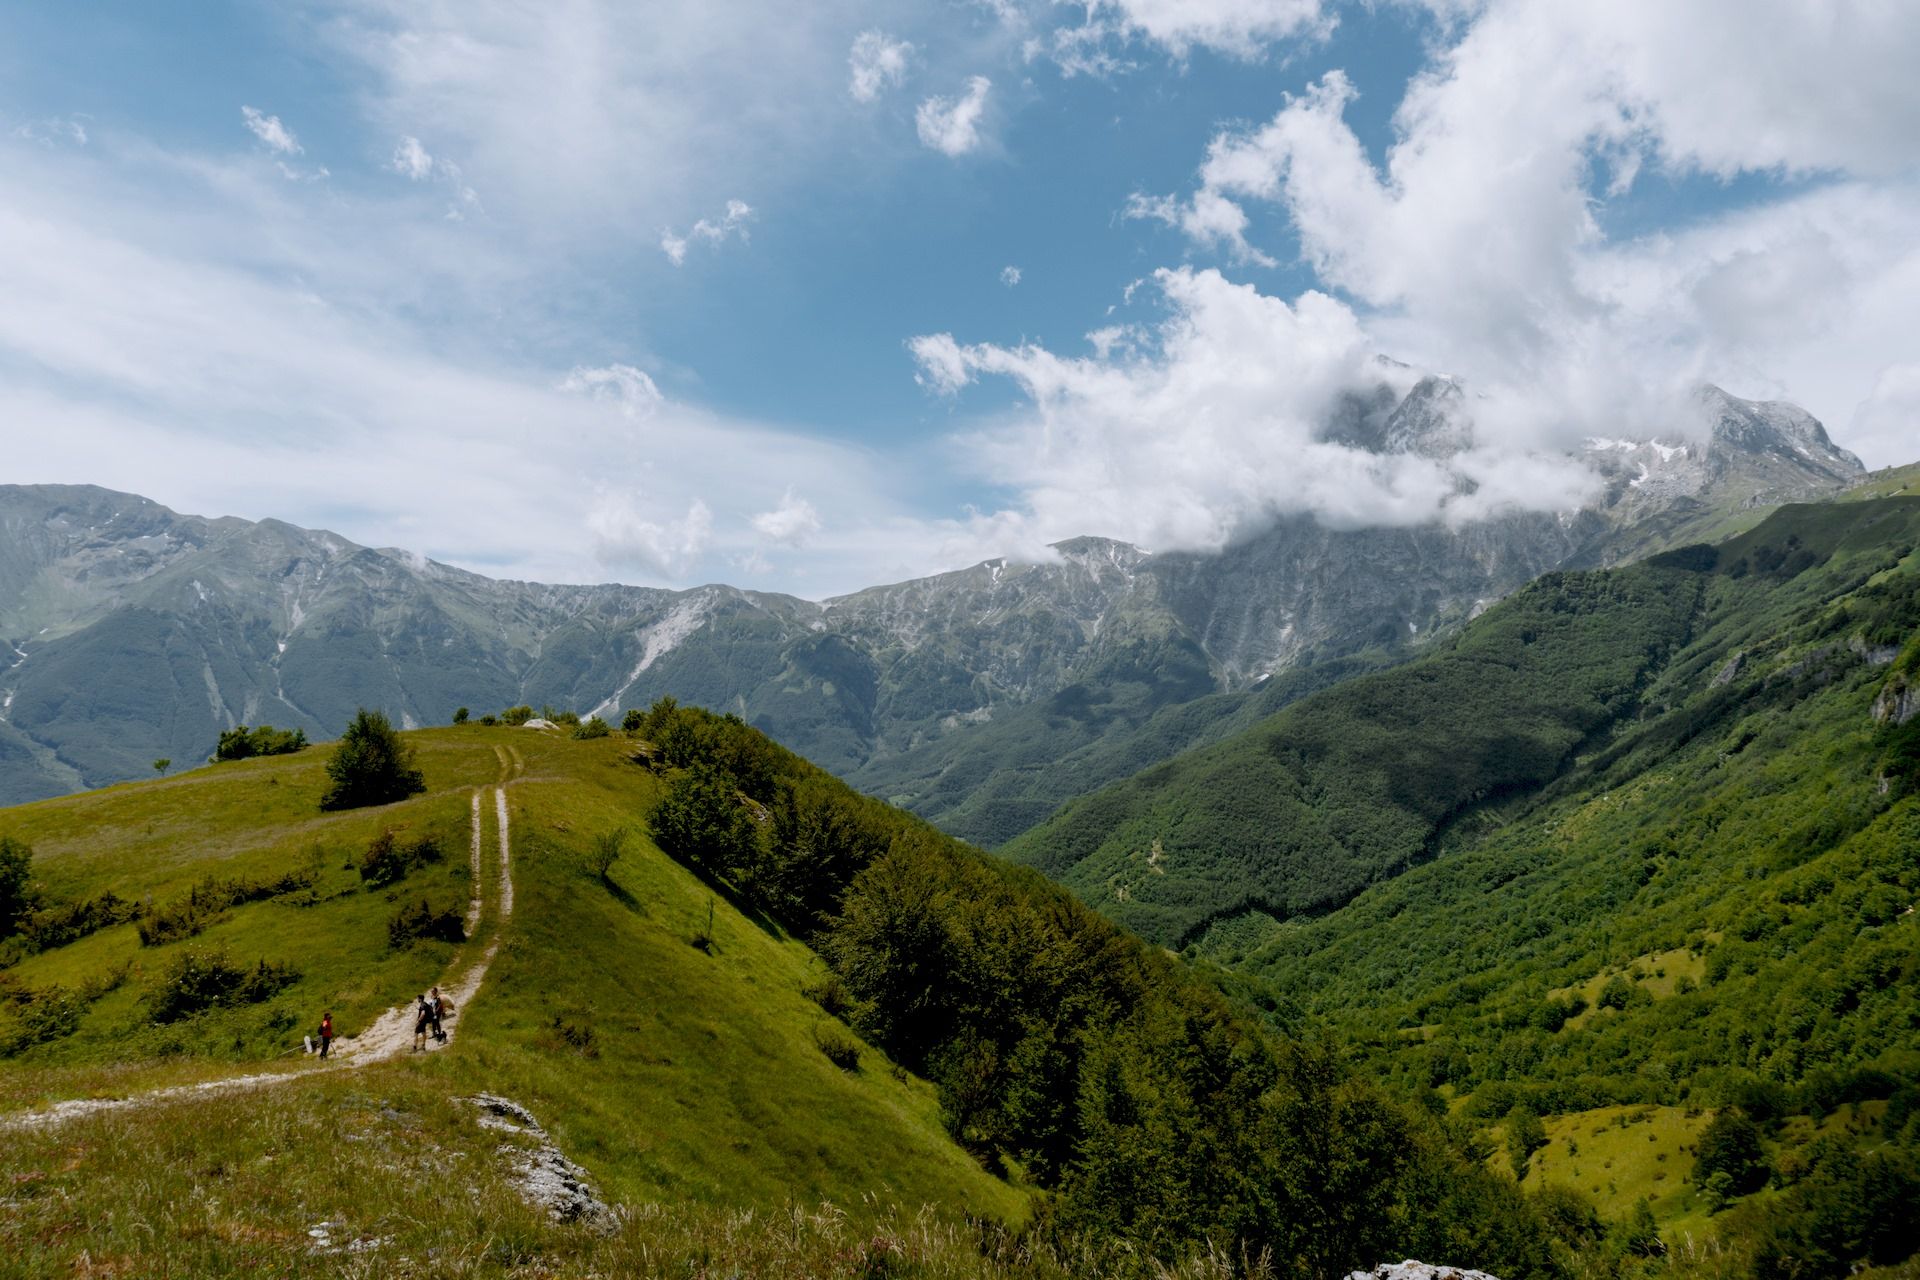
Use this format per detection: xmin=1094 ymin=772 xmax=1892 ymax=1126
xmin=588 ymin=495 xmax=714 ymax=575
xmin=916 ymin=77 xmax=991 ymax=156
xmin=1128 ymin=1 xmax=1920 ymax=452
xmin=849 ymin=30 xmax=913 ymax=102
xmin=1000 ymin=265 xmax=1022 ymax=287
xmin=1096 ymin=0 xmax=1330 ymax=59
xmin=909 ymin=267 xmax=1606 ymax=558
xmin=240 ymin=106 xmax=301 ymax=155
xmin=750 ymin=489 xmax=823 ymax=545
xmin=662 ymin=198 xmax=754 ymax=265
xmin=561 ymin=363 xmax=666 ymax=417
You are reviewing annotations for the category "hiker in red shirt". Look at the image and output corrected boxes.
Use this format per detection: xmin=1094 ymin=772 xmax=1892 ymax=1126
xmin=318 ymin=1011 xmax=334 ymax=1059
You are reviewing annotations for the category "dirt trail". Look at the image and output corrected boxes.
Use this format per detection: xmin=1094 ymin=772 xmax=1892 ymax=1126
xmin=0 ymin=763 xmax=518 ymax=1134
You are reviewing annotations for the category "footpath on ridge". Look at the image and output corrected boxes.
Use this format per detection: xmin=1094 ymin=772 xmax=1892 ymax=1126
xmin=0 ymin=744 xmax=526 ymax=1133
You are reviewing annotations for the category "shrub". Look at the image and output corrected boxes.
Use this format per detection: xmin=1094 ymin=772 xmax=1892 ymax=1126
xmin=358 ymin=829 xmax=445 ymax=888
xmin=479 ymin=714 xmax=499 ymax=726
xmin=452 ymin=706 xmax=469 ymax=725
xmin=542 ymin=1013 xmax=598 ymax=1057
xmin=320 ymin=709 xmax=425 ymax=810
xmin=573 ymin=715 xmax=611 ymax=740
xmin=137 ymin=868 xmax=317 ymax=947
xmin=0 ymin=836 xmax=33 ymax=938
xmin=214 ymin=724 xmax=309 ymax=762
xmin=622 ymin=708 xmax=644 ymax=733
xmin=804 ymin=973 xmax=862 ymax=1021
xmin=0 ymin=983 xmax=86 ymax=1055
xmin=587 ymin=828 xmax=629 ymax=881
xmin=387 ymin=898 xmax=465 ymax=948
xmin=148 ymin=949 xmax=298 ymax=1023
xmin=814 ymin=1023 xmax=862 ymax=1071
xmin=501 ymin=705 xmax=534 ymax=727
xmin=24 ymin=891 xmax=136 ymax=952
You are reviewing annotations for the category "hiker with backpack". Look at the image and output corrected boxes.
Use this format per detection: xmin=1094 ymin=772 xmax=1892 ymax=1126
xmin=429 ymin=987 xmax=447 ymax=1043
xmin=413 ymin=995 xmax=432 ymax=1052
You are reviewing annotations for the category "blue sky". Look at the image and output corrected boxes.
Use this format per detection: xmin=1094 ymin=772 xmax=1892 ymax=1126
xmin=3 ymin=1 xmax=1917 ymax=595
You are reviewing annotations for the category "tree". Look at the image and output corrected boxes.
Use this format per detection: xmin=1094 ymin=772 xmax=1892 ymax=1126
xmin=0 ymin=836 xmax=32 ymax=937
xmin=1507 ymin=1103 xmax=1548 ymax=1180
xmin=1693 ymin=1108 xmax=1768 ymax=1197
xmin=452 ymin=706 xmax=469 ymax=725
xmin=588 ymin=828 xmax=630 ymax=882
xmin=152 ymin=758 xmax=171 ymax=776
xmin=622 ymin=708 xmax=644 ymax=733
xmin=320 ymin=709 xmax=426 ymax=811
xmin=649 ymin=762 xmax=761 ymax=882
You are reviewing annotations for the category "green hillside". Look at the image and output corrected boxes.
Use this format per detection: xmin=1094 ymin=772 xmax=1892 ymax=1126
xmin=0 ymin=710 xmax=1558 ymax=1275
xmin=1004 ymin=497 xmax=1920 ymax=1271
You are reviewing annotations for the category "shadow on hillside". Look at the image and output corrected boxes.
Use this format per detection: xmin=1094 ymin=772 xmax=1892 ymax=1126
xmin=651 ymin=850 xmax=793 ymax=945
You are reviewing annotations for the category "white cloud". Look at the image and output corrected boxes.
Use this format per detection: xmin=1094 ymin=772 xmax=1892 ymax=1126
xmin=390 ymin=135 xmax=434 ymax=180
xmin=588 ymin=496 xmax=714 ymax=575
xmin=662 ymin=198 xmax=754 ymax=266
xmin=910 ymin=267 xmax=1605 ymax=557
xmin=1128 ymin=1 xmax=1920 ymax=458
xmin=240 ymin=106 xmax=301 ymax=155
xmin=750 ymin=490 xmax=823 ymax=545
xmin=849 ymin=30 xmax=914 ymax=102
xmin=1000 ymin=265 xmax=1021 ymax=287
xmin=916 ymin=76 xmax=991 ymax=157
xmin=561 ymin=363 xmax=665 ymax=418
xmin=1092 ymin=0 xmax=1331 ymax=59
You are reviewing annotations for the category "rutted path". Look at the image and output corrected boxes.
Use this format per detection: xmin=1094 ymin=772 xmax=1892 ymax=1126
xmin=0 ymin=754 xmax=521 ymax=1133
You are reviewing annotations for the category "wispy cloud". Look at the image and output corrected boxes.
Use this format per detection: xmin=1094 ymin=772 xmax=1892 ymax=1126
xmin=240 ymin=106 xmax=301 ymax=155
xmin=661 ymin=198 xmax=754 ymax=266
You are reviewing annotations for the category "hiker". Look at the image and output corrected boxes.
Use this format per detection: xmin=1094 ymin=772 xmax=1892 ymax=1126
xmin=317 ymin=1011 xmax=334 ymax=1059
xmin=413 ymin=995 xmax=431 ymax=1052
xmin=430 ymin=987 xmax=446 ymax=1043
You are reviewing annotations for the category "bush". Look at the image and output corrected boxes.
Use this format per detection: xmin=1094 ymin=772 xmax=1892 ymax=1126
xmin=147 ymin=949 xmax=299 ymax=1023
xmin=0 ymin=836 xmax=35 ymax=938
xmin=358 ymin=829 xmax=445 ymax=888
xmin=573 ymin=716 xmax=611 ymax=740
xmin=24 ymin=891 xmax=136 ymax=952
xmin=622 ymin=708 xmax=644 ymax=733
xmin=319 ymin=709 xmax=425 ymax=810
xmin=214 ymin=724 xmax=308 ymax=762
xmin=587 ymin=828 xmax=629 ymax=881
xmin=387 ymin=898 xmax=465 ymax=947
xmin=479 ymin=714 xmax=499 ymax=726
xmin=137 ymin=868 xmax=317 ymax=947
xmin=814 ymin=1023 xmax=862 ymax=1071
xmin=501 ymin=705 xmax=534 ymax=727
xmin=0 ymin=983 xmax=86 ymax=1055
xmin=452 ymin=707 xmax=469 ymax=725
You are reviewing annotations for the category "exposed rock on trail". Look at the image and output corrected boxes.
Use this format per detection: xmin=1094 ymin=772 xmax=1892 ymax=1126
xmin=465 ymin=1093 xmax=611 ymax=1225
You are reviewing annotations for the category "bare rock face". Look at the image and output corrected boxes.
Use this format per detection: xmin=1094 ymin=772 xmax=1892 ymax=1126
xmin=1346 ymin=1262 xmax=1502 ymax=1280
xmin=1873 ymin=675 xmax=1918 ymax=726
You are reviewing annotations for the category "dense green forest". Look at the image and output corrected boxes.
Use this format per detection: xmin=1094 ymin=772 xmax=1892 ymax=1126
xmin=629 ymin=696 xmax=1578 ymax=1274
xmin=996 ymin=498 xmax=1920 ymax=1274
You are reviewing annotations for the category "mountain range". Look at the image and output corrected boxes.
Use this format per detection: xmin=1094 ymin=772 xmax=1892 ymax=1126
xmin=0 ymin=381 xmax=1867 ymax=818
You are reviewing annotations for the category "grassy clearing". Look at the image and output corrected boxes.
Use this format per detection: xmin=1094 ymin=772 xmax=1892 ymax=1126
xmin=1516 ymin=1104 xmax=1711 ymax=1234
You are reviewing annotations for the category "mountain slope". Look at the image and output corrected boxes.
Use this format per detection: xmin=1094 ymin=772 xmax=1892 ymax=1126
xmin=0 ymin=714 xmax=1561 ymax=1275
xmin=1004 ymin=496 xmax=1920 ymax=1260
xmin=0 ymin=384 xmax=1868 ymax=827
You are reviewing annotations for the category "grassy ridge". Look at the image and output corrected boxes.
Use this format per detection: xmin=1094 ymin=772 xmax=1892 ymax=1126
xmin=0 ymin=726 xmax=1022 ymax=1224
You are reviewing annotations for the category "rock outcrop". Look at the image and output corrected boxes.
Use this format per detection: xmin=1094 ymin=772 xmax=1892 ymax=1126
xmin=1346 ymin=1263 xmax=1501 ymax=1280
xmin=465 ymin=1094 xmax=611 ymax=1225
